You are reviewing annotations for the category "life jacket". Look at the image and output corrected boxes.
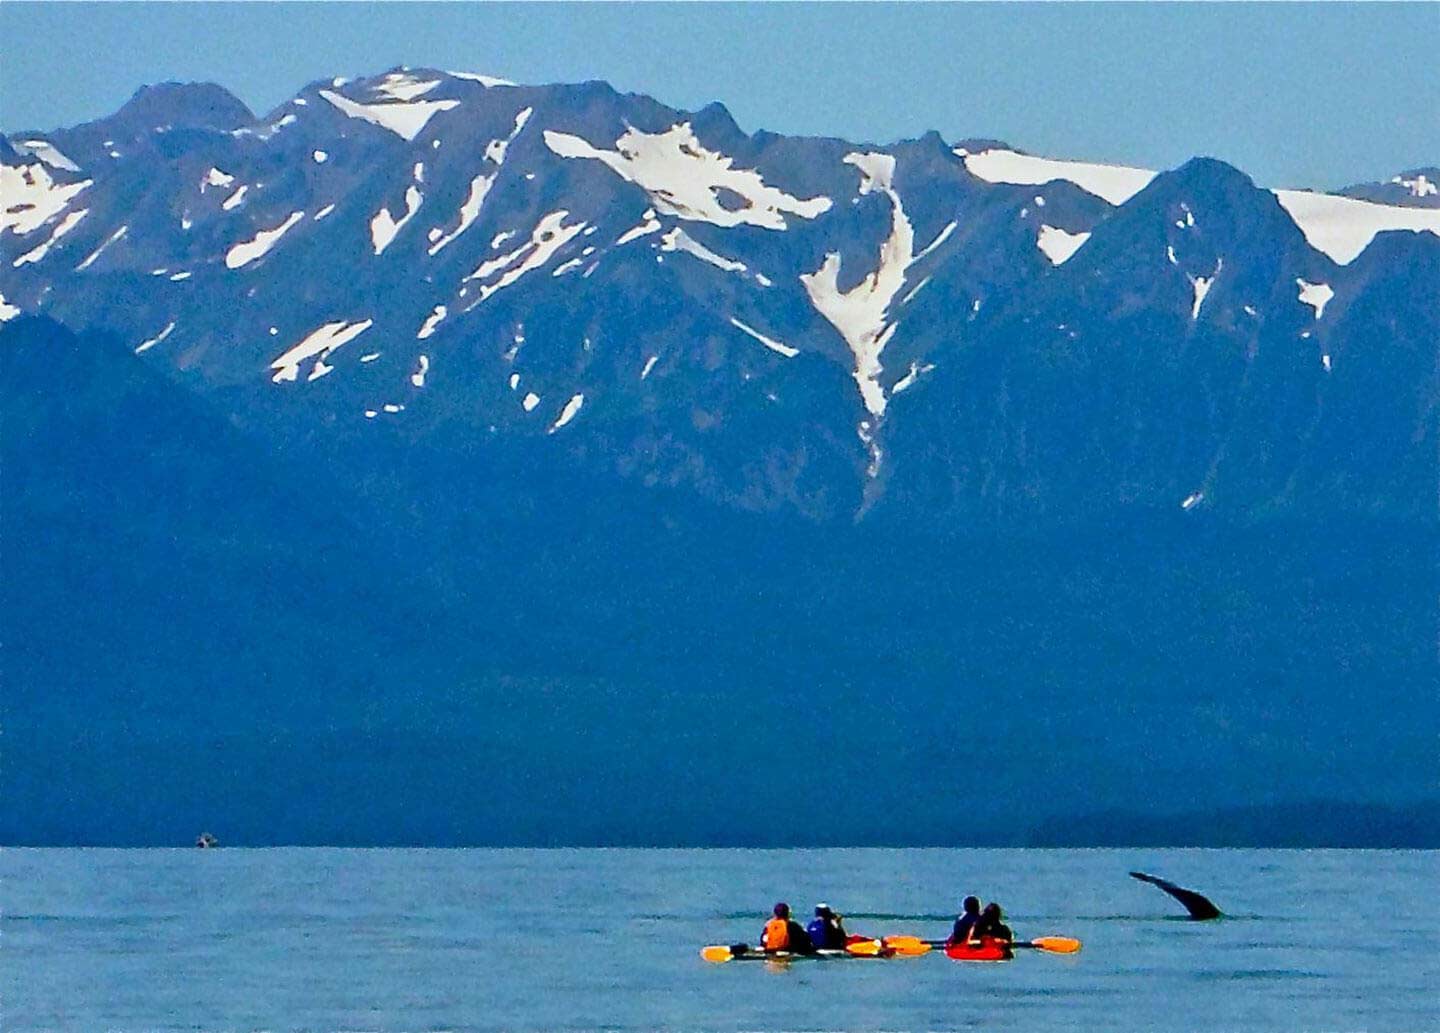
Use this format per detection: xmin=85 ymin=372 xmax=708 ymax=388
xmin=762 ymin=917 xmax=790 ymax=950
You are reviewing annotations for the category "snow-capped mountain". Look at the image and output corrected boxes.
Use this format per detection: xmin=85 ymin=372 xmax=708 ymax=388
xmin=4 ymin=67 xmax=1438 ymax=523
xmin=4 ymin=69 xmax=1438 ymax=846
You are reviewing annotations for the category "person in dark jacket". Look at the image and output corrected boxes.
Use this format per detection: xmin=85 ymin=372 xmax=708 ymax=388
xmin=761 ymin=902 xmax=815 ymax=953
xmin=948 ymin=896 xmax=982 ymax=945
xmin=805 ymin=903 xmax=849 ymax=949
xmin=974 ymin=902 xmax=1013 ymax=943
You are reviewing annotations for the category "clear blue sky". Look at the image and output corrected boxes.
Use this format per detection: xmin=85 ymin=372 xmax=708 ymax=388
xmin=2 ymin=2 xmax=1436 ymax=191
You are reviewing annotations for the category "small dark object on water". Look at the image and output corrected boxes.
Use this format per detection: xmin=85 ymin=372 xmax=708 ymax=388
xmin=1129 ymin=871 xmax=1220 ymax=920
xmin=195 ymin=832 xmax=219 ymax=848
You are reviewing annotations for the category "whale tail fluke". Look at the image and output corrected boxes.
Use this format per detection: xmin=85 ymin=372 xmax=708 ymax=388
xmin=1129 ymin=871 xmax=1221 ymax=920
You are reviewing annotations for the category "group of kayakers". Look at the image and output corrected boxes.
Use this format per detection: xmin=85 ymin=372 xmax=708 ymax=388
xmin=948 ymin=895 xmax=1012 ymax=946
xmin=758 ymin=896 xmax=1012 ymax=954
xmin=760 ymin=902 xmax=850 ymax=953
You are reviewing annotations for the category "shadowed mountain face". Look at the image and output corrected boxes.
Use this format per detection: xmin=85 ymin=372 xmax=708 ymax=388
xmin=1 ymin=70 xmax=1437 ymax=846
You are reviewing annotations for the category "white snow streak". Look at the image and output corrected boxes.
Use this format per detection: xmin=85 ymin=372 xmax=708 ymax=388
xmin=800 ymin=152 xmax=914 ymax=419
xmin=660 ymin=226 xmax=747 ymax=273
xmin=0 ymin=292 xmax=20 ymax=321
xmin=1273 ymin=189 xmax=1440 ymax=264
xmin=428 ymin=173 xmax=493 ymax=255
xmin=270 ymin=319 xmax=372 ymax=383
xmin=544 ymin=122 xmax=832 ymax=230
xmin=1 ymin=161 xmax=91 ymax=236
xmin=13 ymin=208 xmax=88 ymax=266
xmin=320 ymin=88 xmax=459 ymax=142
xmin=417 ymin=305 xmax=447 ymax=339
xmin=549 ymin=393 xmax=584 ymax=432
xmin=729 ymin=317 xmax=798 ymax=358
xmin=226 ymin=211 xmax=304 ymax=268
xmin=617 ymin=209 xmax=662 ymax=245
xmin=1296 ymin=279 xmax=1334 ymax=320
xmin=135 ymin=320 xmax=176 ymax=354
xmin=221 ymin=185 xmax=248 ymax=211
xmin=370 ymin=185 xmax=423 ymax=254
xmin=462 ymin=210 xmax=587 ymax=306
xmin=411 ymin=354 xmax=430 ymax=388
xmin=960 ymin=148 xmax=1156 ymax=205
xmin=15 ymin=139 xmax=80 ymax=172
xmin=449 ymin=71 xmax=517 ymax=87
xmin=522 ymin=392 xmax=540 ymax=412
xmin=1036 ymin=224 xmax=1092 ymax=265
xmin=75 ymin=224 xmax=127 ymax=270
xmin=640 ymin=355 xmax=659 ymax=380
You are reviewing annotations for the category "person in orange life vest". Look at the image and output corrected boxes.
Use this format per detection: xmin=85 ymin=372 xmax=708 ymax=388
xmin=761 ymin=902 xmax=815 ymax=953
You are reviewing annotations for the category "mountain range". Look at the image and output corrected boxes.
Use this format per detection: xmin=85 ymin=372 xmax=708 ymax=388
xmin=3 ymin=68 xmax=1436 ymax=846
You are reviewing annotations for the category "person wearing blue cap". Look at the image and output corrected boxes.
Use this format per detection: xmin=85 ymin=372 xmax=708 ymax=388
xmin=805 ymin=902 xmax=849 ymax=950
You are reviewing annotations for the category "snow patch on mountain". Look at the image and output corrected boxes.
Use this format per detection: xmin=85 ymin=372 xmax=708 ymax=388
xmin=1036 ymin=224 xmax=1092 ymax=265
xmin=13 ymin=208 xmax=88 ymax=266
xmin=461 ymin=210 xmax=586 ymax=307
xmin=730 ymin=317 xmax=798 ymax=358
xmin=1392 ymin=173 xmax=1436 ymax=199
xmin=373 ymin=73 xmax=441 ymax=103
xmin=417 ymin=305 xmax=447 ymax=339
xmin=660 ymin=226 xmax=747 ymax=274
xmin=450 ymin=71 xmax=517 ymax=88
xmin=271 ymin=318 xmax=373 ymax=383
xmin=549 ymin=393 xmax=584 ymax=432
xmin=371 ymin=185 xmax=423 ymax=255
xmin=960 ymin=147 xmax=1156 ymax=206
xmin=801 ymin=152 xmax=918 ymax=421
xmin=76 ymin=224 xmax=128 ymax=271
xmin=485 ymin=107 xmax=533 ymax=165
xmin=14 ymin=139 xmax=80 ymax=173
xmin=617 ymin=209 xmax=662 ymax=245
xmin=1273 ymin=189 xmax=1440 ymax=264
xmin=320 ymin=88 xmax=459 ymax=142
xmin=1296 ymin=279 xmax=1334 ymax=319
xmin=0 ymin=292 xmax=20 ymax=321
xmin=221 ymin=185 xmax=248 ymax=211
xmin=135 ymin=320 xmax=176 ymax=354
xmin=227 ymin=211 xmax=304 ymax=268
xmin=411 ymin=354 xmax=430 ymax=388
xmin=544 ymin=122 xmax=832 ymax=230
xmin=1 ymin=162 xmax=91 ymax=236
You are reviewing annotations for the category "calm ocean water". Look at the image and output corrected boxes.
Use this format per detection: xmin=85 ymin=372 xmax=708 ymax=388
xmin=3 ymin=848 xmax=1437 ymax=1032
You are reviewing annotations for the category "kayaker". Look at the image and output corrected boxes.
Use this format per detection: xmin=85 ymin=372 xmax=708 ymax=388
xmin=948 ymin=896 xmax=982 ymax=945
xmin=761 ymin=902 xmax=815 ymax=954
xmin=805 ymin=903 xmax=849 ymax=949
xmin=975 ymin=902 xmax=1013 ymax=944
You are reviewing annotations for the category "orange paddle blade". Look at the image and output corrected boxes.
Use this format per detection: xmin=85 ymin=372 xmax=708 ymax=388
xmin=844 ymin=938 xmax=885 ymax=955
xmin=882 ymin=936 xmax=931 ymax=956
xmin=1030 ymin=936 xmax=1082 ymax=954
xmin=701 ymin=945 xmax=735 ymax=963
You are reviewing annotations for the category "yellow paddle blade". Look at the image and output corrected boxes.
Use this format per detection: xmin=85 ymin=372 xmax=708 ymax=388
xmin=845 ymin=939 xmax=885 ymax=955
xmin=1031 ymin=936 xmax=1082 ymax=954
xmin=701 ymin=945 xmax=735 ymax=963
xmin=888 ymin=941 xmax=932 ymax=956
xmin=882 ymin=935 xmax=927 ymax=950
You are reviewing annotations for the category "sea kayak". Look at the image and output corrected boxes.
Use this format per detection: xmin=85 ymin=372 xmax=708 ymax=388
xmin=944 ymin=938 xmax=1012 ymax=962
xmin=701 ymin=944 xmax=894 ymax=963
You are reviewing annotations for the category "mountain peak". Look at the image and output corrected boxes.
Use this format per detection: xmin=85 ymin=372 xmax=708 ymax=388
xmin=111 ymin=81 xmax=255 ymax=134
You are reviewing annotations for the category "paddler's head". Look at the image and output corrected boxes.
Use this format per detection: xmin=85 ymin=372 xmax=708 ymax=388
xmin=815 ymin=903 xmax=833 ymax=917
xmin=963 ymin=896 xmax=980 ymax=915
xmin=983 ymin=902 xmax=1002 ymax=919
xmin=773 ymin=902 xmax=790 ymax=918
